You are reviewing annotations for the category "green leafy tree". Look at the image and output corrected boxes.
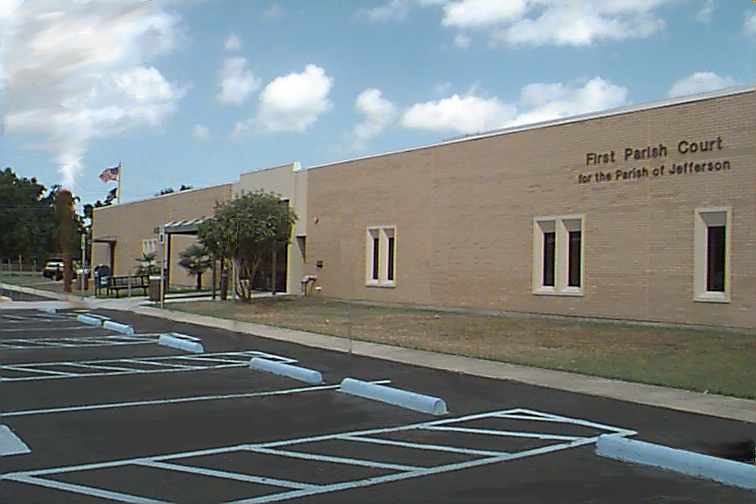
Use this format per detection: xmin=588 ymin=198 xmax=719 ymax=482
xmin=178 ymin=244 xmax=212 ymax=290
xmin=134 ymin=252 xmax=159 ymax=276
xmin=198 ymin=190 xmax=297 ymax=302
xmin=0 ymin=168 xmax=84 ymax=267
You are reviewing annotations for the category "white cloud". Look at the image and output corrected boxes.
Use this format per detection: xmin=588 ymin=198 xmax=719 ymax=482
xmin=224 ymin=34 xmax=241 ymax=50
xmin=402 ymin=77 xmax=628 ymax=135
xmin=217 ymin=57 xmax=260 ymax=106
xmin=360 ymin=0 xmax=445 ymax=22
xmin=745 ymin=12 xmax=756 ymax=37
xmin=255 ymin=64 xmax=333 ymax=133
xmin=352 ymin=88 xmax=396 ymax=149
xmin=405 ymin=0 xmax=674 ymax=47
xmin=453 ymin=33 xmax=471 ymax=48
xmin=192 ymin=124 xmax=210 ymax=140
xmin=494 ymin=3 xmax=666 ymax=47
xmin=442 ymin=0 xmax=527 ymax=28
xmin=695 ymin=0 xmax=714 ymax=23
xmin=510 ymin=77 xmax=628 ymax=126
xmin=667 ymin=72 xmax=737 ymax=97
xmin=361 ymin=0 xmax=412 ymax=22
xmin=402 ymin=94 xmax=516 ymax=134
xmin=0 ymin=0 xmax=185 ymax=187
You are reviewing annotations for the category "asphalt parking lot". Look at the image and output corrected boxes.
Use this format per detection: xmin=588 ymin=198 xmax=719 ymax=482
xmin=1 ymin=307 xmax=754 ymax=503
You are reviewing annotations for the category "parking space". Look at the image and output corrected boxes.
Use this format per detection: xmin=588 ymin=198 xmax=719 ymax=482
xmin=1 ymin=308 xmax=754 ymax=503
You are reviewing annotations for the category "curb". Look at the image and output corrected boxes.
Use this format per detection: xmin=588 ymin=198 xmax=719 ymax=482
xmin=249 ymin=358 xmax=323 ymax=384
xmin=158 ymin=333 xmax=205 ymax=353
xmin=77 ymin=314 xmax=103 ymax=326
xmin=596 ymin=435 xmax=756 ymax=491
xmin=103 ymin=321 xmax=135 ymax=335
xmin=127 ymin=306 xmax=756 ymax=424
xmin=339 ymin=378 xmax=448 ymax=415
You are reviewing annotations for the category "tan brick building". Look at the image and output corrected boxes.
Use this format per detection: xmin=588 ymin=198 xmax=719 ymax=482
xmin=92 ymin=184 xmax=233 ymax=287
xmin=92 ymin=87 xmax=756 ymax=328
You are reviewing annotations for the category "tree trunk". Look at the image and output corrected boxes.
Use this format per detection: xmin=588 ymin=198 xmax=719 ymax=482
xmin=196 ymin=272 xmax=202 ymax=291
xmin=220 ymin=258 xmax=228 ymax=300
xmin=234 ymin=257 xmax=250 ymax=302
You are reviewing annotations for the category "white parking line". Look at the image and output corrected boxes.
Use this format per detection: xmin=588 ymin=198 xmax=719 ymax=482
xmin=0 ymin=334 xmax=160 ymax=350
xmin=1 ymin=408 xmax=636 ymax=503
xmin=246 ymin=447 xmax=423 ymax=472
xmin=338 ymin=435 xmax=507 ymax=457
xmin=2 ymin=382 xmax=372 ymax=417
xmin=422 ymin=426 xmax=582 ymax=441
xmin=0 ymin=365 xmax=77 ymax=377
xmin=136 ymin=461 xmax=316 ymax=490
xmin=0 ymin=350 xmax=295 ymax=382
xmin=0 ymin=326 xmax=102 ymax=332
xmin=6 ymin=475 xmax=166 ymax=504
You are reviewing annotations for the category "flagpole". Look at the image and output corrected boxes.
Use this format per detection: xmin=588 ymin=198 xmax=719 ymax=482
xmin=117 ymin=161 xmax=123 ymax=204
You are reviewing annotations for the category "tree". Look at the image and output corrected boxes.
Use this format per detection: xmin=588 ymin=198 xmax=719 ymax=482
xmin=0 ymin=168 xmax=83 ymax=267
xmin=157 ymin=185 xmax=192 ymax=196
xmin=178 ymin=244 xmax=211 ymax=290
xmin=134 ymin=252 xmax=159 ymax=276
xmin=197 ymin=213 xmax=234 ymax=300
xmin=198 ymin=190 xmax=297 ymax=302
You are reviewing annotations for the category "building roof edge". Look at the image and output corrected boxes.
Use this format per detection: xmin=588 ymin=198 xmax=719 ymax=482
xmin=306 ymin=85 xmax=756 ymax=172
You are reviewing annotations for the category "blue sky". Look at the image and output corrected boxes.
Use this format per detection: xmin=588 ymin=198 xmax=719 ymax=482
xmin=1 ymin=0 xmax=755 ymax=205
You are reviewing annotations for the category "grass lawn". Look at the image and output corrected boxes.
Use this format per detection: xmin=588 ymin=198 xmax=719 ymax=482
xmin=0 ymin=272 xmax=94 ymax=296
xmin=166 ymin=296 xmax=756 ymax=400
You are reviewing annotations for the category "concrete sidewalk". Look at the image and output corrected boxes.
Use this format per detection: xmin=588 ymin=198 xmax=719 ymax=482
xmin=1 ymin=282 xmax=753 ymax=424
xmin=132 ymin=305 xmax=756 ymax=425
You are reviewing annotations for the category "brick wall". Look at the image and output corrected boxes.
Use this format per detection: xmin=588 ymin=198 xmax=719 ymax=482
xmin=306 ymin=91 xmax=756 ymax=328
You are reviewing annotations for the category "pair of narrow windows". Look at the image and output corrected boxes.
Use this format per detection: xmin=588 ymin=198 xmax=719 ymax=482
xmin=542 ymin=230 xmax=581 ymax=288
xmin=368 ymin=227 xmax=395 ymax=285
xmin=534 ymin=217 xmax=583 ymax=295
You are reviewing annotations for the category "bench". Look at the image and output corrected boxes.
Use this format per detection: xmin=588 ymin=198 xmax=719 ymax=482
xmin=104 ymin=275 xmax=150 ymax=298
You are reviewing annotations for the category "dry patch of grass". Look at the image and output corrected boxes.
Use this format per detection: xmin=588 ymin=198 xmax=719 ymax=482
xmin=167 ymin=296 xmax=756 ymax=399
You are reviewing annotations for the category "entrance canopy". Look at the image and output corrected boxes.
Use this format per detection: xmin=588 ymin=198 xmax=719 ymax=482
xmin=163 ymin=217 xmax=210 ymax=236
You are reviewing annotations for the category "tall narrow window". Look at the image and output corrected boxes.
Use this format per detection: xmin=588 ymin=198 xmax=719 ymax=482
xmin=543 ymin=232 xmax=556 ymax=287
xmin=568 ymin=230 xmax=581 ymax=288
xmin=372 ymin=236 xmax=380 ymax=281
xmin=387 ymin=235 xmax=395 ymax=281
xmin=694 ymin=208 xmax=730 ymax=303
xmin=706 ymin=225 xmax=726 ymax=292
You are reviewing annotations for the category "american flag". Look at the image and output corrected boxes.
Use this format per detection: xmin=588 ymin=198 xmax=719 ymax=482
xmin=99 ymin=165 xmax=120 ymax=183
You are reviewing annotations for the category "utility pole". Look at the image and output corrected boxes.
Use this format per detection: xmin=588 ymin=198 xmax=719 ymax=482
xmin=80 ymin=233 xmax=86 ymax=291
xmin=159 ymin=227 xmax=166 ymax=308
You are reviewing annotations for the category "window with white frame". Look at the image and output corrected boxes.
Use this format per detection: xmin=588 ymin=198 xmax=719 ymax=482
xmin=366 ymin=226 xmax=396 ymax=287
xmin=694 ymin=208 xmax=730 ymax=303
xmin=532 ymin=215 xmax=584 ymax=296
xmin=142 ymin=239 xmax=158 ymax=256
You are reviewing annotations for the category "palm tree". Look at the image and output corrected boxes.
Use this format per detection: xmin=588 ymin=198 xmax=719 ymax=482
xmin=178 ymin=244 xmax=212 ymax=290
xmin=134 ymin=252 xmax=159 ymax=276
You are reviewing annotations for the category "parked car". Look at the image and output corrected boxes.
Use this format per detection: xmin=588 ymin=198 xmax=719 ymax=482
xmin=42 ymin=260 xmax=65 ymax=280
